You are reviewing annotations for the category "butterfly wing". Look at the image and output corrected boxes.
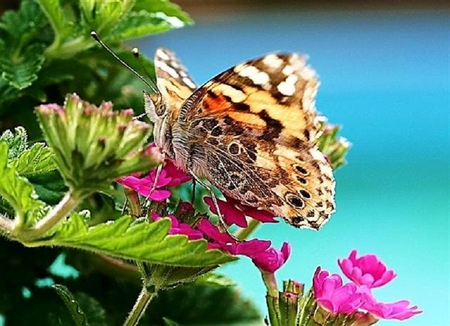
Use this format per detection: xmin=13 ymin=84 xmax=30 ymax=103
xmin=165 ymin=51 xmax=335 ymax=229
xmin=154 ymin=47 xmax=198 ymax=113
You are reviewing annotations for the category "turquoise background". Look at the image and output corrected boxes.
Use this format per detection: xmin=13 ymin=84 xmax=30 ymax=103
xmin=142 ymin=9 xmax=449 ymax=326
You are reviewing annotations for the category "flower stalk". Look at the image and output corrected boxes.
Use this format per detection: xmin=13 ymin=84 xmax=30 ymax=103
xmin=123 ymin=284 xmax=157 ymax=326
xmin=16 ymin=190 xmax=86 ymax=243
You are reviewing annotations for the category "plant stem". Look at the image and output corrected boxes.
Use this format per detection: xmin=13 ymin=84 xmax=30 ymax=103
xmin=124 ymin=187 xmax=142 ymax=217
xmin=234 ymin=219 xmax=261 ymax=240
xmin=123 ymin=285 xmax=157 ymax=326
xmin=18 ymin=190 xmax=85 ymax=242
xmin=261 ymin=270 xmax=279 ymax=297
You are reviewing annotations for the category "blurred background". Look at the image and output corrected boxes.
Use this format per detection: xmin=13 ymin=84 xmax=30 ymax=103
xmin=140 ymin=1 xmax=449 ymax=325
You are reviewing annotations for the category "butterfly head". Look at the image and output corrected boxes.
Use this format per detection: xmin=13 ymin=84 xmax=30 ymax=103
xmin=143 ymin=90 xmax=172 ymax=153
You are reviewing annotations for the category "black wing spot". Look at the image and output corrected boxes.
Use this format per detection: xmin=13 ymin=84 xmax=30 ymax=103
xmin=294 ymin=164 xmax=309 ymax=175
xmin=285 ymin=193 xmax=304 ymax=208
xmin=299 ymin=189 xmax=311 ymax=199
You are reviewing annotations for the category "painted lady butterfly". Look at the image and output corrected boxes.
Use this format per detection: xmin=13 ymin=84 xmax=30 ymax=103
xmin=145 ymin=49 xmax=335 ymax=229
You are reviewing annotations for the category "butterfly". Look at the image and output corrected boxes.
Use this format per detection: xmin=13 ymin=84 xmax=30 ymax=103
xmin=144 ymin=48 xmax=335 ymax=229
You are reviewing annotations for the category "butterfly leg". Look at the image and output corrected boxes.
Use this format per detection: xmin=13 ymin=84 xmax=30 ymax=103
xmin=188 ymin=169 xmax=229 ymax=232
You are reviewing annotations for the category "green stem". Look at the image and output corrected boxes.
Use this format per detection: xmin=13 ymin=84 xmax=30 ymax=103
xmin=234 ymin=219 xmax=261 ymax=240
xmin=261 ymin=270 xmax=279 ymax=297
xmin=124 ymin=187 xmax=142 ymax=217
xmin=123 ymin=285 xmax=157 ymax=326
xmin=45 ymin=36 xmax=92 ymax=60
xmin=17 ymin=191 xmax=85 ymax=242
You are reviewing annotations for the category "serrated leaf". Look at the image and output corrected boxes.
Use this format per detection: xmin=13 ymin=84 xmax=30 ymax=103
xmin=0 ymin=0 xmax=50 ymax=45
xmin=47 ymin=214 xmax=236 ymax=267
xmin=12 ymin=143 xmax=57 ymax=175
xmin=0 ymin=126 xmax=28 ymax=160
xmin=0 ymin=142 xmax=46 ymax=227
xmin=108 ymin=10 xmax=184 ymax=41
xmin=53 ymin=284 xmax=89 ymax=326
xmin=0 ymin=43 xmax=46 ymax=90
xmin=134 ymin=0 xmax=192 ymax=26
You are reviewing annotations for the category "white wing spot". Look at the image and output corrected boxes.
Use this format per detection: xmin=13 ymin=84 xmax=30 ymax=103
xmin=262 ymin=54 xmax=284 ymax=69
xmin=236 ymin=65 xmax=270 ymax=85
xmin=282 ymin=65 xmax=295 ymax=76
xmin=277 ymin=75 xmax=298 ymax=96
xmin=155 ymin=61 xmax=179 ymax=79
xmin=157 ymin=50 xmax=170 ymax=61
xmin=213 ymin=84 xmax=246 ymax=103
xmin=182 ymin=77 xmax=196 ymax=89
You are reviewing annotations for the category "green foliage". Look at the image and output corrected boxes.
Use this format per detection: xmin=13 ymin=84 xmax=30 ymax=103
xmin=0 ymin=142 xmax=47 ymax=228
xmin=47 ymin=213 xmax=235 ymax=267
xmin=53 ymin=284 xmax=90 ymax=326
xmin=0 ymin=0 xmax=192 ymax=139
xmin=144 ymin=276 xmax=262 ymax=325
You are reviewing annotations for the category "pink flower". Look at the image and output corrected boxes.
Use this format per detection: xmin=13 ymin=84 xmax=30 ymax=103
xmin=117 ymin=171 xmax=171 ymax=201
xmin=151 ymin=211 xmax=203 ymax=240
xmin=162 ymin=160 xmax=191 ymax=187
xmin=313 ymin=267 xmax=363 ymax=314
xmin=117 ymin=161 xmax=190 ymax=202
xmin=197 ymin=218 xmax=270 ymax=253
xmin=338 ymin=250 xmax=396 ymax=288
xmin=204 ymin=196 xmax=277 ymax=227
xmin=251 ymin=242 xmax=291 ymax=273
xmin=360 ymin=287 xmax=422 ymax=320
xmin=229 ymin=238 xmax=272 ymax=256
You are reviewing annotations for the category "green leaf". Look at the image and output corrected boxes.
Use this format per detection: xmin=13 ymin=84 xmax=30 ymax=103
xmin=108 ymin=10 xmax=184 ymax=41
xmin=53 ymin=284 xmax=89 ymax=326
xmin=46 ymin=214 xmax=236 ymax=267
xmin=11 ymin=142 xmax=57 ymax=176
xmin=36 ymin=0 xmax=74 ymax=42
xmin=0 ymin=142 xmax=46 ymax=227
xmin=144 ymin=281 xmax=262 ymax=325
xmin=194 ymin=273 xmax=238 ymax=288
xmin=0 ymin=0 xmax=50 ymax=46
xmin=0 ymin=126 xmax=28 ymax=160
xmin=134 ymin=0 xmax=192 ymax=26
xmin=81 ymin=0 xmax=135 ymax=35
xmin=163 ymin=318 xmax=180 ymax=326
xmin=0 ymin=43 xmax=46 ymax=90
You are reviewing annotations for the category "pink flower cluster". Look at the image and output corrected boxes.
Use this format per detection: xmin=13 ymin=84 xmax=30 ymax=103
xmin=313 ymin=250 xmax=421 ymax=321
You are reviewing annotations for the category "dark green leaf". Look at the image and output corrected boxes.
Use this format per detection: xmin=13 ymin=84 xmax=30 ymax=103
xmin=46 ymin=214 xmax=236 ymax=267
xmin=163 ymin=318 xmax=180 ymax=326
xmin=144 ymin=281 xmax=262 ymax=325
xmin=0 ymin=0 xmax=50 ymax=46
xmin=53 ymin=284 xmax=89 ymax=326
xmin=0 ymin=43 xmax=46 ymax=90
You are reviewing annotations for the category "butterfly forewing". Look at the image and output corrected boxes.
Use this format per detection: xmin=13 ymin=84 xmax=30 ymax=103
xmin=153 ymin=48 xmax=336 ymax=229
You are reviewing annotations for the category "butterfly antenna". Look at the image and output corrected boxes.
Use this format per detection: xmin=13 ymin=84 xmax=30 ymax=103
xmin=90 ymin=31 xmax=158 ymax=94
xmin=132 ymin=47 xmax=163 ymax=104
